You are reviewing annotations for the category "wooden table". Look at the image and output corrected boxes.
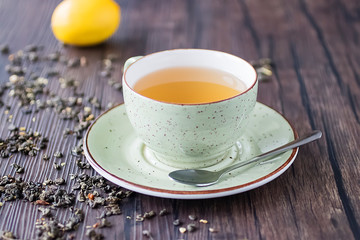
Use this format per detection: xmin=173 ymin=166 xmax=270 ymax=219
xmin=0 ymin=0 xmax=359 ymax=239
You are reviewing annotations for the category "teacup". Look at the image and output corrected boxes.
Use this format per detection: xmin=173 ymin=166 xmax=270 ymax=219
xmin=122 ymin=49 xmax=258 ymax=169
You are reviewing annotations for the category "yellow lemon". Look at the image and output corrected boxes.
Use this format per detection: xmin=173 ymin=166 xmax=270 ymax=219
xmin=51 ymin=0 xmax=121 ymax=46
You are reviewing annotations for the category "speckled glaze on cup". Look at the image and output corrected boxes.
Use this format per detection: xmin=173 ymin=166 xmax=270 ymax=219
xmin=123 ymin=49 xmax=258 ymax=169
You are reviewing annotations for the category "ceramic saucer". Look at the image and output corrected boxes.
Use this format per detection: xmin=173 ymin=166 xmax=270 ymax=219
xmin=84 ymin=102 xmax=298 ymax=199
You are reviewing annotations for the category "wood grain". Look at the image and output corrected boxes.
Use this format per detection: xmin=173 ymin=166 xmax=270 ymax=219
xmin=0 ymin=0 xmax=359 ymax=239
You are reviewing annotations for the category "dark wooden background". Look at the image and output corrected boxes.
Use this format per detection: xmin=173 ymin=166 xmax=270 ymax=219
xmin=0 ymin=0 xmax=359 ymax=239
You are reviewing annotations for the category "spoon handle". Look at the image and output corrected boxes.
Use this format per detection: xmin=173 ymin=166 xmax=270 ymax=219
xmin=219 ymin=130 xmax=322 ymax=175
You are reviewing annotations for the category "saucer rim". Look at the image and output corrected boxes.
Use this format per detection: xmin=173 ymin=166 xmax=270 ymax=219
xmin=84 ymin=102 xmax=298 ymax=199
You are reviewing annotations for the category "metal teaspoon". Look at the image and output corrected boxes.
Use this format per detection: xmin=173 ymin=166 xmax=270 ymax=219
xmin=168 ymin=130 xmax=322 ymax=187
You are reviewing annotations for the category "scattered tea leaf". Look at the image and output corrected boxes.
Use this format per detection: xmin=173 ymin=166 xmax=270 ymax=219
xmin=1 ymin=230 xmax=16 ymax=239
xmin=187 ymin=223 xmax=197 ymax=232
xmin=11 ymin=163 xmax=24 ymax=173
xmin=199 ymin=219 xmax=208 ymax=224
xmin=36 ymin=200 xmax=50 ymax=205
xmin=142 ymin=230 xmax=153 ymax=239
xmin=159 ymin=208 xmax=168 ymax=216
xmin=85 ymin=229 xmax=104 ymax=240
xmin=53 ymin=151 xmax=63 ymax=158
xmin=54 ymin=177 xmax=66 ymax=185
xmin=143 ymin=210 xmax=156 ymax=219
xmin=38 ymin=207 xmax=52 ymax=218
xmin=188 ymin=214 xmax=197 ymax=221
xmin=173 ymin=219 xmax=181 ymax=226
xmin=0 ymin=44 xmax=10 ymax=54
xmin=209 ymin=227 xmax=218 ymax=233
xmin=53 ymin=163 xmax=60 ymax=170
xmin=67 ymin=58 xmax=80 ymax=68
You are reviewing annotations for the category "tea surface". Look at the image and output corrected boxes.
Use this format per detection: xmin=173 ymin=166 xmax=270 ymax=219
xmin=133 ymin=67 xmax=246 ymax=104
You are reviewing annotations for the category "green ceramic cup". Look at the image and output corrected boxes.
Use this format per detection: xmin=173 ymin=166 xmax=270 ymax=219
xmin=123 ymin=49 xmax=258 ymax=169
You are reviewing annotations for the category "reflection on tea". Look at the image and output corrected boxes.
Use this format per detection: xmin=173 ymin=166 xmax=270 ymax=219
xmin=133 ymin=67 xmax=247 ymax=104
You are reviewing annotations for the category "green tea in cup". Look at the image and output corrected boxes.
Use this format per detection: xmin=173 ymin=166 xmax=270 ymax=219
xmin=133 ymin=67 xmax=247 ymax=104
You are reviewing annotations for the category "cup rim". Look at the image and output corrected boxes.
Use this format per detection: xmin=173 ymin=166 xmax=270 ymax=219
xmin=123 ymin=48 xmax=258 ymax=106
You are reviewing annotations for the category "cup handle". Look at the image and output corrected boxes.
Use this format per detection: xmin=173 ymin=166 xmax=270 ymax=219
xmin=123 ymin=56 xmax=143 ymax=72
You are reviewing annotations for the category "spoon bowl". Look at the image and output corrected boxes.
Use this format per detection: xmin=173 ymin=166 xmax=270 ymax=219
xmin=169 ymin=130 xmax=322 ymax=186
xmin=169 ymin=169 xmax=224 ymax=187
